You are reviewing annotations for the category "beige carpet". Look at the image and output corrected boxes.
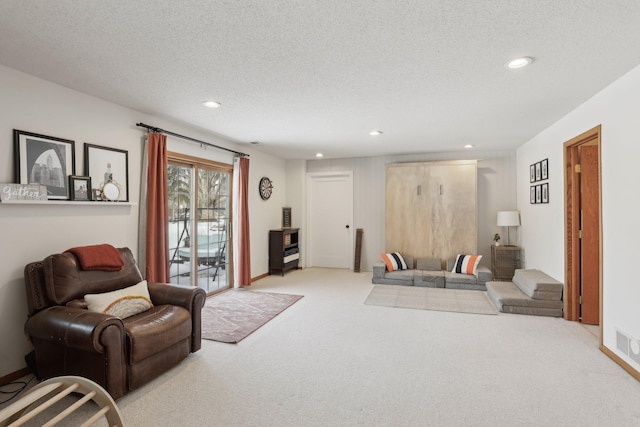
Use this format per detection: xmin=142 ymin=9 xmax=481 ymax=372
xmin=365 ymin=284 xmax=499 ymax=315
xmin=8 ymin=269 xmax=640 ymax=426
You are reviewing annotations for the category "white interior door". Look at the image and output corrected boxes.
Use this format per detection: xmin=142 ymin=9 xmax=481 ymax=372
xmin=307 ymin=172 xmax=353 ymax=269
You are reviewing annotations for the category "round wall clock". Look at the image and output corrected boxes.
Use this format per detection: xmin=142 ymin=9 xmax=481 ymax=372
xmin=259 ymin=177 xmax=273 ymax=200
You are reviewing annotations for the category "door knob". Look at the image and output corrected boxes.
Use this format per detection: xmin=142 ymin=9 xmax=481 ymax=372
xmin=345 ymin=225 xmax=350 ymax=229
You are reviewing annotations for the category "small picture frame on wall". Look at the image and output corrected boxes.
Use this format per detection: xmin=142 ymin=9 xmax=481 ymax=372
xmin=535 ymin=184 xmax=542 ymax=203
xmin=541 ymin=158 xmax=549 ymax=180
xmin=530 ymin=186 xmax=536 ymax=204
xmin=84 ymin=143 xmax=129 ymax=202
xmin=69 ymin=175 xmax=92 ymax=201
xmin=535 ymin=162 xmax=542 ymax=182
xmin=541 ymin=182 xmax=549 ymax=203
xmin=530 ymin=164 xmax=535 ymax=183
xmin=13 ymin=129 xmax=76 ymax=200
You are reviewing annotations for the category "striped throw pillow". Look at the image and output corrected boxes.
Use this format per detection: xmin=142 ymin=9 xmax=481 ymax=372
xmin=452 ymin=254 xmax=482 ymax=276
xmin=381 ymin=252 xmax=408 ymax=272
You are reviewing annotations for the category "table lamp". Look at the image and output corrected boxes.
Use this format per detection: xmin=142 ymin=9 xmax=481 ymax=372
xmin=497 ymin=211 xmax=520 ymax=246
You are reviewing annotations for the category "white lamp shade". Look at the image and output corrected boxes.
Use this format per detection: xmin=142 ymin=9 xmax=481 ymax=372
xmin=497 ymin=211 xmax=520 ymax=227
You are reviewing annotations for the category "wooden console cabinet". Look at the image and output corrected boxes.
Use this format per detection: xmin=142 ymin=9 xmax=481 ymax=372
xmin=491 ymin=245 xmax=521 ymax=281
xmin=269 ymin=228 xmax=300 ymax=276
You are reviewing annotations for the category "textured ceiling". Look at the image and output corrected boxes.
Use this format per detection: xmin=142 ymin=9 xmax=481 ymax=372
xmin=2 ymin=1 xmax=640 ymax=159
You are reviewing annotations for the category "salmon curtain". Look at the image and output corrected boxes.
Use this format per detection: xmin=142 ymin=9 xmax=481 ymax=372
xmin=144 ymin=133 xmax=169 ymax=282
xmin=233 ymin=156 xmax=251 ymax=287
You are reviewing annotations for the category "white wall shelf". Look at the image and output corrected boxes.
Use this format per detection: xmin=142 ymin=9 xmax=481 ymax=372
xmin=0 ymin=200 xmax=135 ymax=206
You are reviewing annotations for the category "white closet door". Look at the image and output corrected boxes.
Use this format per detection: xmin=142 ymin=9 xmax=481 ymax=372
xmin=307 ymin=172 xmax=354 ymax=269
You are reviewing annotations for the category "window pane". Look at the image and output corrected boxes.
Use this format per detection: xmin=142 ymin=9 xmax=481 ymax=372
xmin=167 ymin=159 xmax=231 ymax=293
xmin=196 ymin=169 xmax=230 ymax=292
xmin=168 ymin=164 xmax=193 ymax=285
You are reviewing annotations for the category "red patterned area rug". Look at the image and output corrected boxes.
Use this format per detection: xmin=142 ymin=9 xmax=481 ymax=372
xmin=202 ymin=289 xmax=303 ymax=343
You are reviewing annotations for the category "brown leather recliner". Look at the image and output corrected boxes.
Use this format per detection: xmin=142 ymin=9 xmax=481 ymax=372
xmin=24 ymin=247 xmax=206 ymax=399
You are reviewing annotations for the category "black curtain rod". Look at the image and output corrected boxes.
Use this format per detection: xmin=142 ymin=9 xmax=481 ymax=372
xmin=136 ymin=122 xmax=249 ymax=157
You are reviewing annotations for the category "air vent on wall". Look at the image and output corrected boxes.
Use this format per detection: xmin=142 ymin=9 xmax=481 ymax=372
xmin=616 ymin=329 xmax=640 ymax=364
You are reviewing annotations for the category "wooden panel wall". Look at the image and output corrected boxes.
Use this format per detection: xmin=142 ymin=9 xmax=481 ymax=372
xmin=386 ymin=161 xmax=477 ymax=263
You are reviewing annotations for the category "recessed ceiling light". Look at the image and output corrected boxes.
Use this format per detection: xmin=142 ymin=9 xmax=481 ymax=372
xmin=369 ymin=130 xmax=383 ymax=136
xmin=202 ymin=101 xmax=222 ymax=108
xmin=505 ymin=57 xmax=533 ymax=69
xmin=464 ymin=144 xmax=474 ymax=149
xmin=315 ymin=153 xmax=324 ymax=158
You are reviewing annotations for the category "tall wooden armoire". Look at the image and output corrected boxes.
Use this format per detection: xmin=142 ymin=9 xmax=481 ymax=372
xmin=385 ymin=160 xmax=477 ymax=263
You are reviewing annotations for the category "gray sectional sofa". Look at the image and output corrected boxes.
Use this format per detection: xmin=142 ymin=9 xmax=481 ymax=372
xmin=444 ymin=258 xmax=492 ymax=291
xmin=486 ymin=269 xmax=563 ymax=317
xmin=372 ymin=255 xmax=492 ymax=290
xmin=372 ymin=255 xmax=421 ymax=286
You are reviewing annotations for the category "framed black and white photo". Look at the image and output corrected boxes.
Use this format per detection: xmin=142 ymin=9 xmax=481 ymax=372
xmin=541 ymin=158 xmax=548 ymax=180
xmin=69 ymin=175 xmax=92 ymax=201
xmin=535 ymin=162 xmax=541 ymax=182
xmin=530 ymin=186 xmax=536 ymax=204
xmin=84 ymin=144 xmax=129 ymax=202
xmin=535 ymin=184 xmax=542 ymax=204
xmin=530 ymin=164 xmax=535 ymax=183
xmin=541 ymin=182 xmax=549 ymax=203
xmin=13 ymin=130 xmax=75 ymax=200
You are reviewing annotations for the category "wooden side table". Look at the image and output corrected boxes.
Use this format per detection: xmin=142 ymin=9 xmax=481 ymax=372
xmin=491 ymin=245 xmax=521 ymax=281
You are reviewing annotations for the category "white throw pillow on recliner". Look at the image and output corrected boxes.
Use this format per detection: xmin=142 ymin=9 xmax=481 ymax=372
xmin=85 ymin=280 xmax=153 ymax=319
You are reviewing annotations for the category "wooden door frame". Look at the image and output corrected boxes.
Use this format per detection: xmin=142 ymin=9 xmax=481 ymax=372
xmin=563 ymin=126 xmax=602 ymax=336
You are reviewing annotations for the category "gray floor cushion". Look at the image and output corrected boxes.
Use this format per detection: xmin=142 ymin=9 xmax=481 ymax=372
xmin=414 ymin=271 xmax=445 ymax=288
xmin=444 ymin=271 xmax=478 ymax=285
xmin=486 ymin=281 xmax=563 ymax=317
xmin=513 ymin=269 xmax=563 ymax=300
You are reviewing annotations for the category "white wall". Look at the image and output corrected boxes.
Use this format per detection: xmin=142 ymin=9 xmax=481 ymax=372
xmin=0 ymin=65 xmax=285 ymax=377
xmin=285 ymin=160 xmax=307 ymax=266
xmin=303 ymin=150 xmax=517 ymax=271
xmin=517 ymin=63 xmax=640 ymax=374
xmin=246 ymin=150 xmax=287 ymax=275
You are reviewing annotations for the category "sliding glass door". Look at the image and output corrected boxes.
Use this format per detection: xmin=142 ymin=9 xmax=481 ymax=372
xmin=167 ymin=155 xmax=232 ymax=293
